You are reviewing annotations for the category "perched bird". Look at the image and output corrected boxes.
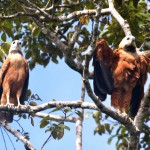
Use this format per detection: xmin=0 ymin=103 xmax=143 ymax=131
xmin=0 ymin=40 xmax=29 ymax=123
xmin=93 ymin=35 xmax=150 ymax=117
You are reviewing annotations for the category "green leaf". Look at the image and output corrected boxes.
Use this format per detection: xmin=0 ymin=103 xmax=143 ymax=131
xmin=31 ymin=117 xmax=34 ymax=126
xmin=64 ymin=107 xmax=72 ymax=113
xmin=93 ymin=111 xmax=101 ymax=118
xmin=79 ymin=15 xmax=89 ymax=25
xmin=0 ymin=46 xmax=6 ymax=62
xmin=40 ymin=115 xmax=50 ymax=123
xmin=98 ymin=125 xmax=105 ymax=135
xmin=40 ymin=120 xmax=49 ymax=128
xmin=22 ymin=114 xmax=27 ymax=119
xmin=52 ymin=130 xmax=57 ymax=139
xmin=84 ymin=112 xmax=92 ymax=119
xmin=40 ymin=115 xmax=50 ymax=128
xmin=59 ymin=124 xmax=70 ymax=131
xmin=3 ymin=27 xmax=13 ymax=37
xmin=105 ymin=123 xmax=111 ymax=134
xmin=49 ymin=107 xmax=62 ymax=113
xmin=1 ymin=32 xmax=6 ymax=42
xmin=107 ymin=136 xmax=115 ymax=145
xmin=29 ymin=101 xmax=37 ymax=106
xmin=32 ymin=27 xmax=41 ymax=37
xmin=57 ymin=128 xmax=64 ymax=140
xmin=93 ymin=111 xmax=101 ymax=124
xmin=133 ymin=0 xmax=140 ymax=8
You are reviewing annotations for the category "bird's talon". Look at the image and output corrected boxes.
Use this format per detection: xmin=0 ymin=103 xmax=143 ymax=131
xmin=121 ymin=112 xmax=128 ymax=118
xmin=5 ymin=103 xmax=14 ymax=108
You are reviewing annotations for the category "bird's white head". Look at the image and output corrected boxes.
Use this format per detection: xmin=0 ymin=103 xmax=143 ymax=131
xmin=119 ymin=35 xmax=136 ymax=52
xmin=9 ymin=40 xmax=22 ymax=53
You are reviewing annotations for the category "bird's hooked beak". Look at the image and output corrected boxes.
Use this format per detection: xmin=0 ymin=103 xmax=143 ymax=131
xmin=119 ymin=35 xmax=136 ymax=53
xmin=9 ymin=40 xmax=22 ymax=53
xmin=16 ymin=41 xmax=21 ymax=46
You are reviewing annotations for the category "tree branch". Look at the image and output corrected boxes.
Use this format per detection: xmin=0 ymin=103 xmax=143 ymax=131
xmin=0 ymin=121 xmax=35 ymax=150
xmin=0 ymin=101 xmax=99 ymax=113
xmin=76 ymin=82 xmax=85 ymax=150
xmin=134 ymin=85 xmax=150 ymax=131
xmin=83 ymin=54 xmax=140 ymax=149
xmin=0 ymin=9 xmax=110 ymax=21
xmin=108 ymin=0 xmax=131 ymax=35
xmin=34 ymin=112 xmax=76 ymax=123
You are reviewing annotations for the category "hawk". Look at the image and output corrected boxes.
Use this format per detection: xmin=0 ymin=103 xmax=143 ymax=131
xmin=0 ymin=40 xmax=29 ymax=123
xmin=93 ymin=35 xmax=150 ymax=117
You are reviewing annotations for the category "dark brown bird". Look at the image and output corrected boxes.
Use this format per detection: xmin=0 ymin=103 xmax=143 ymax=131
xmin=93 ymin=35 xmax=150 ymax=117
xmin=0 ymin=40 xmax=29 ymax=123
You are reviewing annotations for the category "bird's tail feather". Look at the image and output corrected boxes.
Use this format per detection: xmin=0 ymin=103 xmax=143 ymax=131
xmin=0 ymin=111 xmax=13 ymax=123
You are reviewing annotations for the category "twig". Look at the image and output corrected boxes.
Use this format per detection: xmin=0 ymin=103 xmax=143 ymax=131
xmin=34 ymin=112 xmax=76 ymax=123
xmin=0 ymin=121 xmax=35 ymax=150
xmin=3 ymin=127 xmax=17 ymax=150
xmin=0 ymin=127 xmax=8 ymax=150
xmin=0 ymin=9 xmax=110 ymax=21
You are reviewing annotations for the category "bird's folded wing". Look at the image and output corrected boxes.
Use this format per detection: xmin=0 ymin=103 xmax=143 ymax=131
xmin=20 ymin=59 xmax=29 ymax=104
xmin=93 ymin=39 xmax=114 ymax=101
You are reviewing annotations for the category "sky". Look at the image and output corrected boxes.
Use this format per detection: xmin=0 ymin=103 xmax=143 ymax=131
xmin=0 ymin=58 xmax=117 ymax=150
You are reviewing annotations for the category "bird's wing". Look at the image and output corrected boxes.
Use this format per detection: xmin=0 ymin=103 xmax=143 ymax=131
xmin=20 ymin=59 xmax=29 ymax=104
xmin=130 ymin=81 xmax=144 ymax=117
xmin=93 ymin=39 xmax=114 ymax=101
xmin=130 ymin=55 xmax=150 ymax=117
xmin=0 ymin=58 xmax=10 ymax=100
xmin=0 ymin=58 xmax=12 ymax=122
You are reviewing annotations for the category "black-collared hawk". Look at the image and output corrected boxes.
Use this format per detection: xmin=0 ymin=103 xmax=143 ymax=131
xmin=0 ymin=40 xmax=29 ymax=123
xmin=93 ymin=35 xmax=150 ymax=117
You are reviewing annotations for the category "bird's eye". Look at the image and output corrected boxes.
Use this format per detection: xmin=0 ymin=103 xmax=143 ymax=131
xmin=13 ymin=41 xmax=15 ymax=44
xmin=19 ymin=42 xmax=21 ymax=45
xmin=127 ymin=38 xmax=130 ymax=40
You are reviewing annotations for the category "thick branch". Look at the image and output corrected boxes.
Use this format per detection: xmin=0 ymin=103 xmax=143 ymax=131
xmin=134 ymin=85 xmax=150 ymax=131
xmin=0 ymin=121 xmax=35 ymax=150
xmin=108 ymin=0 xmax=131 ymax=35
xmin=128 ymin=132 xmax=140 ymax=150
xmin=0 ymin=101 xmax=99 ymax=113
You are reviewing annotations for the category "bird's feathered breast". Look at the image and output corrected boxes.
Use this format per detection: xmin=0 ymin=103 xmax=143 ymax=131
xmin=0 ymin=52 xmax=29 ymax=105
xmin=112 ymin=47 xmax=141 ymax=89
xmin=93 ymin=37 xmax=150 ymax=117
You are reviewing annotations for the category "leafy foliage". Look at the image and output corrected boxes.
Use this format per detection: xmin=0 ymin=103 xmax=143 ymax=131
xmin=0 ymin=0 xmax=150 ymax=149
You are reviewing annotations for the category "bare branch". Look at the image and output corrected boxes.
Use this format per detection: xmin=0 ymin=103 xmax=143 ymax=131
xmin=85 ymin=1 xmax=104 ymax=65
xmin=69 ymin=22 xmax=82 ymax=48
xmin=0 ymin=101 xmax=99 ymax=113
xmin=0 ymin=9 xmax=110 ymax=21
xmin=0 ymin=121 xmax=35 ymax=150
xmin=76 ymin=82 xmax=85 ymax=150
xmin=108 ymin=0 xmax=131 ymax=35
xmin=34 ymin=112 xmax=76 ymax=123
xmin=128 ymin=133 xmax=140 ymax=150
xmin=0 ymin=12 xmax=36 ymax=19
xmin=134 ymin=85 xmax=150 ymax=130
